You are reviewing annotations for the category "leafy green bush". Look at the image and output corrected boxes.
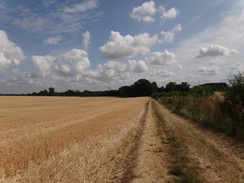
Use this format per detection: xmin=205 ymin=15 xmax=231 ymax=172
xmin=225 ymin=72 xmax=244 ymax=107
xmin=191 ymin=86 xmax=214 ymax=98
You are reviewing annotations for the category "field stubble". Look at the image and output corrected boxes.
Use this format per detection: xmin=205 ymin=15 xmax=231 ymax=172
xmin=0 ymin=96 xmax=148 ymax=182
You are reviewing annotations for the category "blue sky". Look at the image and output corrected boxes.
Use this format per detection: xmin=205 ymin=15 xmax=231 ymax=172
xmin=0 ymin=0 xmax=243 ymax=93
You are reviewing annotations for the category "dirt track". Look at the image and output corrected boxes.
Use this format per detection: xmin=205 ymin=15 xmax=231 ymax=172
xmin=114 ymin=98 xmax=244 ymax=182
xmin=1 ymin=97 xmax=244 ymax=182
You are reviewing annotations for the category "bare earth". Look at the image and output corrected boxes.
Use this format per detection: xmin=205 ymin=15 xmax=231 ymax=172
xmin=0 ymin=96 xmax=243 ymax=182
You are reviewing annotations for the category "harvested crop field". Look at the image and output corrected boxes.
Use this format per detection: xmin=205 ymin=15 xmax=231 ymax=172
xmin=0 ymin=96 xmax=244 ymax=182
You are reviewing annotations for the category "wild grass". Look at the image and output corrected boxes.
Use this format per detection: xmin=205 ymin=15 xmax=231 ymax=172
xmin=157 ymin=94 xmax=244 ymax=140
xmin=151 ymin=100 xmax=203 ymax=183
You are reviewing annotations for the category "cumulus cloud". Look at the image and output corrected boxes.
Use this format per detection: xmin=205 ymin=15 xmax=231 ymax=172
xmin=44 ymin=36 xmax=62 ymax=45
xmin=55 ymin=49 xmax=90 ymax=76
xmin=195 ymin=45 xmax=238 ymax=58
xmin=146 ymin=50 xmax=176 ymax=65
xmin=31 ymin=55 xmax=56 ymax=77
xmin=129 ymin=1 xmax=156 ymax=23
xmin=90 ymin=61 xmax=128 ymax=82
xmin=100 ymin=61 xmax=127 ymax=72
xmin=127 ymin=60 xmax=148 ymax=73
xmin=82 ymin=31 xmax=91 ymax=51
xmin=160 ymin=7 xmax=179 ymax=21
xmin=0 ymin=30 xmax=25 ymax=72
xmin=196 ymin=66 xmax=219 ymax=75
xmin=100 ymin=31 xmax=158 ymax=60
xmin=83 ymin=59 xmax=148 ymax=83
xmin=10 ymin=69 xmax=33 ymax=85
xmin=161 ymin=24 xmax=182 ymax=43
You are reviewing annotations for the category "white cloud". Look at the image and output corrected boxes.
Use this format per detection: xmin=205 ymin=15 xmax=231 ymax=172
xmin=63 ymin=0 xmax=98 ymax=13
xmin=160 ymin=7 xmax=179 ymax=21
xmin=229 ymin=62 xmax=244 ymax=75
xmin=0 ymin=30 xmax=25 ymax=73
xmin=172 ymin=24 xmax=182 ymax=32
xmin=100 ymin=31 xmax=158 ymax=60
xmin=146 ymin=50 xmax=176 ymax=65
xmin=31 ymin=55 xmax=56 ymax=77
xmin=10 ymin=0 xmax=101 ymax=34
xmin=44 ymin=36 xmax=62 ymax=45
xmin=55 ymin=49 xmax=90 ymax=76
xmin=82 ymin=31 xmax=91 ymax=51
xmin=177 ymin=65 xmax=183 ymax=70
xmin=100 ymin=61 xmax=127 ymax=72
xmin=89 ymin=61 xmax=128 ymax=82
xmin=172 ymin=1 xmax=244 ymax=85
xmin=12 ymin=16 xmax=45 ymax=30
xmin=10 ymin=69 xmax=33 ymax=85
xmin=83 ymin=59 xmax=148 ymax=84
xmin=151 ymin=69 xmax=175 ymax=77
xmin=196 ymin=66 xmax=219 ymax=75
xmin=30 ymin=49 xmax=90 ymax=78
xmin=42 ymin=0 xmax=57 ymax=7
xmin=208 ymin=58 xmax=224 ymax=65
xmin=129 ymin=1 xmax=156 ymax=23
xmin=161 ymin=24 xmax=182 ymax=43
xmin=195 ymin=45 xmax=238 ymax=58
xmin=127 ymin=60 xmax=148 ymax=73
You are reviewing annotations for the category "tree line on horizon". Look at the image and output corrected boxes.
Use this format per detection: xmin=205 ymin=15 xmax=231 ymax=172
xmin=18 ymin=79 xmax=227 ymax=97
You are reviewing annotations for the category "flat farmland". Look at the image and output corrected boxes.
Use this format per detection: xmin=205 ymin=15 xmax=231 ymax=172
xmin=0 ymin=96 xmax=148 ymax=182
xmin=1 ymin=96 xmax=243 ymax=183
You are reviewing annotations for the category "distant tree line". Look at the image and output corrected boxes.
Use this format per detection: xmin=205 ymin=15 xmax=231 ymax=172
xmin=21 ymin=79 xmax=227 ymax=98
xmin=0 ymin=78 xmax=228 ymax=97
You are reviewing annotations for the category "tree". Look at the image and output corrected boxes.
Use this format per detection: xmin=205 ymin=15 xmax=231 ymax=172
xmin=133 ymin=79 xmax=157 ymax=96
xmin=165 ymin=82 xmax=177 ymax=92
xmin=48 ymin=87 xmax=55 ymax=96
xmin=38 ymin=89 xmax=48 ymax=96
xmin=176 ymin=82 xmax=190 ymax=92
xmin=65 ymin=89 xmax=75 ymax=96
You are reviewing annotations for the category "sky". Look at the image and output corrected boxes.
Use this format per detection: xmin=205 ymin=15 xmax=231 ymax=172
xmin=0 ymin=0 xmax=243 ymax=93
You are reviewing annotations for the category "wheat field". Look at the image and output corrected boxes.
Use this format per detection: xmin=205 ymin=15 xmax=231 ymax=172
xmin=0 ymin=96 xmax=148 ymax=182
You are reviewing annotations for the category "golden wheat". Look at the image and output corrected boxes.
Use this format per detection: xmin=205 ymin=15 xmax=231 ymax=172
xmin=0 ymin=96 xmax=148 ymax=182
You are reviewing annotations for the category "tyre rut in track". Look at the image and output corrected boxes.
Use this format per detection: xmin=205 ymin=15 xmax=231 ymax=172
xmin=119 ymin=99 xmax=173 ymax=183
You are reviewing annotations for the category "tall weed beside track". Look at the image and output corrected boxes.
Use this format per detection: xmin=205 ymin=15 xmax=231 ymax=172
xmin=153 ymin=73 xmax=244 ymax=140
xmin=155 ymin=94 xmax=244 ymax=140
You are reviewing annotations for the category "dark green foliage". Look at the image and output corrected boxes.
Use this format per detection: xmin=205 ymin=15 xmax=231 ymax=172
xmin=118 ymin=79 xmax=158 ymax=97
xmin=48 ymin=87 xmax=55 ymax=96
xmin=165 ymin=82 xmax=177 ymax=92
xmin=165 ymin=82 xmax=190 ymax=92
xmin=225 ymin=72 xmax=244 ymax=107
xmin=176 ymin=82 xmax=191 ymax=92
xmin=38 ymin=89 xmax=48 ymax=96
xmin=191 ymin=86 xmax=214 ymax=97
xmin=200 ymin=82 xmax=227 ymax=91
xmin=151 ymin=91 xmax=190 ymax=99
xmin=28 ymin=79 xmax=157 ymax=97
